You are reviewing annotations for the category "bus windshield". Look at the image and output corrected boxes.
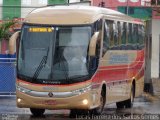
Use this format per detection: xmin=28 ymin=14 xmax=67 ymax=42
xmin=17 ymin=24 xmax=92 ymax=84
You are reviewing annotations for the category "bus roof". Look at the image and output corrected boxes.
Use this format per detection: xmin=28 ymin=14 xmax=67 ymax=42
xmin=25 ymin=6 xmax=143 ymax=25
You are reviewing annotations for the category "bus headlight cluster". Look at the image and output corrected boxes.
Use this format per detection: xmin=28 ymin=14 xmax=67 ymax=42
xmin=17 ymin=98 xmax=22 ymax=103
xmin=16 ymin=85 xmax=31 ymax=93
xmin=72 ymin=85 xmax=91 ymax=95
xmin=82 ymin=99 xmax=88 ymax=105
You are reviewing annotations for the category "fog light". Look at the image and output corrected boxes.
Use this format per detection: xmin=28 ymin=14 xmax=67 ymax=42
xmin=17 ymin=98 xmax=22 ymax=103
xmin=82 ymin=99 xmax=88 ymax=105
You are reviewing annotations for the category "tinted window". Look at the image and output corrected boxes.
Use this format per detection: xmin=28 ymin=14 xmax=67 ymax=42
xmin=133 ymin=24 xmax=138 ymax=44
xmin=113 ymin=22 xmax=118 ymax=46
xmin=138 ymin=25 xmax=145 ymax=49
xmin=121 ymin=22 xmax=127 ymax=45
xmin=103 ymin=21 xmax=110 ymax=56
xmin=107 ymin=20 xmax=114 ymax=47
xmin=117 ymin=21 xmax=121 ymax=46
xmin=128 ymin=23 xmax=133 ymax=44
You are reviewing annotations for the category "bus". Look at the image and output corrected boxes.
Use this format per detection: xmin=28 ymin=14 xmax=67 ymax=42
xmin=10 ymin=6 xmax=145 ymax=117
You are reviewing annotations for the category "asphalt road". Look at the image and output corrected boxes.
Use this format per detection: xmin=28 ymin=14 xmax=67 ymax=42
xmin=0 ymin=93 xmax=160 ymax=120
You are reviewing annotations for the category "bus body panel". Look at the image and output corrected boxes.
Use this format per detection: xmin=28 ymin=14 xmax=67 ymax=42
xmin=16 ymin=77 xmax=102 ymax=110
xmin=25 ymin=6 xmax=135 ymax=25
xmin=16 ymin=6 xmax=145 ymax=111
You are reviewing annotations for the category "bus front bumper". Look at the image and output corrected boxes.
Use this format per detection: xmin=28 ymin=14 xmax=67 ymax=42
xmin=16 ymin=90 xmax=97 ymax=110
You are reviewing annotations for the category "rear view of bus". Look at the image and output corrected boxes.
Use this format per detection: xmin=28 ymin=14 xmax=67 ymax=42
xmin=11 ymin=6 xmax=145 ymax=117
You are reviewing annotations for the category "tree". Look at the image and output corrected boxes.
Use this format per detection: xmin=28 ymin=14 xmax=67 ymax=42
xmin=0 ymin=21 xmax=15 ymax=41
xmin=0 ymin=21 xmax=15 ymax=54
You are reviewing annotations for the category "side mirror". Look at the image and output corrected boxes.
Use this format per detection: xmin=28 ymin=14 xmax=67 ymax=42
xmin=89 ymin=32 xmax=100 ymax=56
xmin=9 ymin=31 xmax=20 ymax=54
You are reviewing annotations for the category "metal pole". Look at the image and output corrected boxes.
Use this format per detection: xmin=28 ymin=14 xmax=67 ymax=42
xmin=126 ymin=0 xmax=129 ymax=15
xmin=68 ymin=0 xmax=69 ymax=5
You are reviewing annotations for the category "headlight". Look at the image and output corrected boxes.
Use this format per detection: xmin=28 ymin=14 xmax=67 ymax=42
xmin=72 ymin=85 xmax=91 ymax=95
xmin=17 ymin=98 xmax=22 ymax=103
xmin=82 ymin=99 xmax=88 ymax=105
xmin=16 ymin=85 xmax=31 ymax=93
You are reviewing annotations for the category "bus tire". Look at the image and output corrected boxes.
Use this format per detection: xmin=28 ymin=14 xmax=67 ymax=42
xmin=116 ymin=101 xmax=125 ymax=109
xmin=69 ymin=109 xmax=79 ymax=118
xmin=69 ymin=109 xmax=76 ymax=118
xmin=123 ymin=84 xmax=134 ymax=108
xmin=69 ymin=109 xmax=88 ymax=118
xmin=30 ymin=108 xmax=45 ymax=116
xmin=91 ymin=89 xmax=106 ymax=115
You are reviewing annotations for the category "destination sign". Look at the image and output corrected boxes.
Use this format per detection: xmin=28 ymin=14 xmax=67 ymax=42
xmin=29 ymin=27 xmax=53 ymax=32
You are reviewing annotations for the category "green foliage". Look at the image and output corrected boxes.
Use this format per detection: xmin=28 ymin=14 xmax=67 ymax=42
xmin=0 ymin=21 xmax=15 ymax=41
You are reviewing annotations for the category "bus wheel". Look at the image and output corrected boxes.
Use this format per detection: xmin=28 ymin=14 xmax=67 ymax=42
xmin=69 ymin=109 xmax=88 ymax=118
xmin=123 ymin=84 xmax=134 ymax=108
xmin=91 ymin=90 xmax=106 ymax=115
xmin=30 ymin=108 xmax=45 ymax=116
xmin=116 ymin=101 xmax=125 ymax=109
xmin=69 ymin=109 xmax=77 ymax=118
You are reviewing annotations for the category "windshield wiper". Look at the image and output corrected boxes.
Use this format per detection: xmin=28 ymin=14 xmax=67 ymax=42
xmin=32 ymin=47 xmax=49 ymax=81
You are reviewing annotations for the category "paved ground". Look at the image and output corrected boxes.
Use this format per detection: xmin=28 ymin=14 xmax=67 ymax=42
xmin=0 ymin=93 xmax=160 ymax=120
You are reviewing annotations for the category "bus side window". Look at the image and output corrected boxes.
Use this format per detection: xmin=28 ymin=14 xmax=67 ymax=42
xmin=121 ymin=22 xmax=127 ymax=48
xmin=94 ymin=19 xmax=103 ymax=32
xmin=102 ymin=21 xmax=109 ymax=56
xmin=96 ymin=36 xmax=101 ymax=58
xmin=127 ymin=23 xmax=134 ymax=49
xmin=138 ymin=25 xmax=145 ymax=49
xmin=133 ymin=24 xmax=138 ymax=49
xmin=95 ymin=19 xmax=102 ymax=58
xmin=128 ymin=23 xmax=133 ymax=44
xmin=113 ymin=22 xmax=118 ymax=47
xmin=117 ymin=21 xmax=121 ymax=46
xmin=107 ymin=20 xmax=114 ymax=48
